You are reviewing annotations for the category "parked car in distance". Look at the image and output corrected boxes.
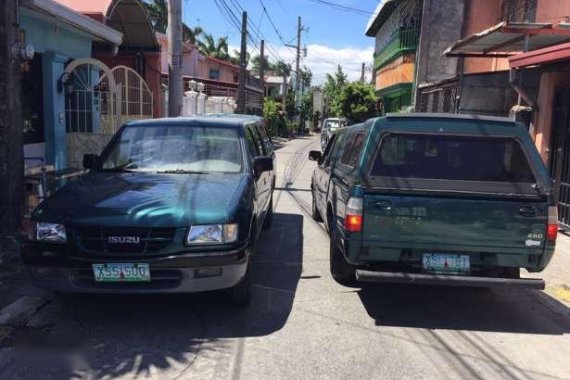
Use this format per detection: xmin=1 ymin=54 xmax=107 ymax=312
xmin=321 ymin=118 xmax=347 ymax=151
xmin=309 ymin=113 xmax=557 ymax=289
xmin=21 ymin=115 xmax=276 ymax=307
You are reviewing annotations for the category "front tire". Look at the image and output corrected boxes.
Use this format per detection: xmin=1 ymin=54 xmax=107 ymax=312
xmin=329 ymin=230 xmax=356 ymax=286
xmin=262 ymin=196 xmax=273 ymax=230
xmin=311 ymin=191 xmax=323 ymax=222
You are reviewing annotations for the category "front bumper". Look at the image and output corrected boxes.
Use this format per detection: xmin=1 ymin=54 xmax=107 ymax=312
xmin=22 ymin=242 xmax=249 ymax=294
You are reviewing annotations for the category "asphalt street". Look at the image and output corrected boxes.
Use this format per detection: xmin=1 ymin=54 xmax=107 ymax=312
xmin=1 ymin=135 xmax=569 ymax=380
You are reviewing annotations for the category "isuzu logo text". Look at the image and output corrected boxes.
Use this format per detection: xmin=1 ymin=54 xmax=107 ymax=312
xmin=108 ymin=236 xmax=141 ymax=244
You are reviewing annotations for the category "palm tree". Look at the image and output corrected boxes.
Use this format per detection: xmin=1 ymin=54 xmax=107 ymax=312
xmin=274 ymin=60 xmax=292 ymax=77
xmin=182 ymin=24 xmax=203 ymax=44
xmin=197 ymin=33 xmax=230 ymax=61
xmin=144 ymin=0 xmax=168 ymax=33
xmin=301 ymin=67 xmax=313 ymax=89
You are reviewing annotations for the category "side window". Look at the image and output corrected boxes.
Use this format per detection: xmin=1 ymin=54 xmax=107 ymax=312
xmin=256 ymin=125 xmax=274 ymax=155
xmin=245 ymin=128 xmax=260 ymax=159
xmin=321 ymin=135 xmax=338 ymax=166
xmin=250 ymin=126 xmax=266 ymax=156
xmin=340 ymin=132 xmax=365 ymax=169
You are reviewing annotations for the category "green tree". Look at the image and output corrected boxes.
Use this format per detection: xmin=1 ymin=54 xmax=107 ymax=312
xmin=323 ymin=65 xmax=348 ymax=117
xmin=197 ymin=33 xmax=230 ymax=61
xmin=301 ymin=67 xmax=312 ymax=89
xmin=182 ymin=24 xmax=203 ymax=44
xmin=339 ymin=81 xmax=378 ymax=123
xmin=263 ymin=98 xmax=280 ymax=136
xmin=145 ymin=0 xmax=168 ymax=33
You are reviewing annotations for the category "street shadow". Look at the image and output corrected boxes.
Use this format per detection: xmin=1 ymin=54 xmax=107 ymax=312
xmin=357 ymin=283 xmax=570 ymax=335
xmin=3 ymin=213 xmax=304 ymax=380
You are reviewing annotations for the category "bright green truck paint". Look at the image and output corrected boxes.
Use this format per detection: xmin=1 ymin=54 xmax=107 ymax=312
xmin=323 ymin=114 xmax=556 ymax=274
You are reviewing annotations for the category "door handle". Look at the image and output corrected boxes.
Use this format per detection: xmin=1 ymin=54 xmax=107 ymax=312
xmin=372 ymin=200 xmax=392 ymax=210
xmin=519 ymin=206 xmax=537 ymax=217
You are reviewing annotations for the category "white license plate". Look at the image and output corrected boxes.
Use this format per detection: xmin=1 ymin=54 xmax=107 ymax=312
xmin=92 ymin=263 xmax=151 ymax=282
xmin=422 ymin=254 xmax=470 ymax=274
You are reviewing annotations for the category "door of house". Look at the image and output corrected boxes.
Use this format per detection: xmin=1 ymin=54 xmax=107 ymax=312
xmin=549 ymin=88 xmax=570 ymax=229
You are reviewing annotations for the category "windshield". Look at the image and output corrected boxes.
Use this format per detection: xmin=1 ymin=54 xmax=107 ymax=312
xmin=100 ymin=125 xmax=243 ymax=173
xmin=324 ymin=120 xmax=341 ymax=130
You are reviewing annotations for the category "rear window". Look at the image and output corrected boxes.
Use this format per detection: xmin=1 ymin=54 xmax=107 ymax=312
xmin=371 ymin=134 xmax=535 ymax=183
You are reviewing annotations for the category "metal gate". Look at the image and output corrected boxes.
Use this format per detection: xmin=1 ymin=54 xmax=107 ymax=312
xmin=101 ymin=65 xmax=153 ymax=124
xmin=550 ymin=89 xmax=570 ymax=228
xmin=63 ymin=58 xmax=120 ymax=134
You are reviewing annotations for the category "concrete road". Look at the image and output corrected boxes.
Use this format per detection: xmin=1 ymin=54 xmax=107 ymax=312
xmin=1 ymin=135 xmax=569 ymax=380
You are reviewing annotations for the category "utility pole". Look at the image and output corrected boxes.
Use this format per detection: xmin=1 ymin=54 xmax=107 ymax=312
xmin=0 ymin=0 xmax=23 ymax=259
xmin=236 ymin=11 xmax=248 ymax=114
xmin=168 ymin=0 xmax=183 ymax=117
xmin=259 ymin=40 xmax=265 ymax=99
xmin=360 ymin=62 xmax=365 ymax=82
xmin=294 ymin=16 xmax=302 ymax=109
xmin=285 ymin=17 xmax=304 ymax=114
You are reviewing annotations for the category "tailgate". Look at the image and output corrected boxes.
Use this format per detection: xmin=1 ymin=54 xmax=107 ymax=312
xmin=363 ymin=194 xmax=547 ymax=254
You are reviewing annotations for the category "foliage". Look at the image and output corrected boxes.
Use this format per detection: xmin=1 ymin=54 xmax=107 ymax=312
xmin=301 ymin=67 xmax=312 ymax=89
xmin=145 ymin=0 xmax=168 ymax=33
xmin=285 ymin=90 xmax=297 ymax=120
xmin=263 ymin=98 xmax=280 ymax=136
xmin=274 ymin=60 xmax=292 ymax=77
xmin=338 ymin=82 xmax=378 ymax=123
xmin=198 ymin=33 xmax=230 ymax=61
xmin=312 ymin=111 xmax=321 ymax=130
xmin=182 ymin=24 xmax=203 ymax=44
xmin=323 ymin=65 xmax=348 ymax=118
xmin=300 ymin=92 xmax=313 ymax=129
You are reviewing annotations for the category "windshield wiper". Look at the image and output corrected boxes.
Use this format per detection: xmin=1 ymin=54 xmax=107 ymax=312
xmin=155 ymin=169 xmax=209 ymax=174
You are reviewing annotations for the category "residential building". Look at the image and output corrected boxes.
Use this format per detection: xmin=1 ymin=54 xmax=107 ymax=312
xmin=20 ymin=0 xmax=122 ymax=172
xmin=365 ymin=0 xmax=421 ymax=113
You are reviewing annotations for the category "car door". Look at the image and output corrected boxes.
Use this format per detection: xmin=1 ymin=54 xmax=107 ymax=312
xmin=245 ymin=125 xmax=271 ymax=217
xmin=314 ymin=133 xmax=342 ymax=219
xmin=255 ymin=124 xmax=275 ymax=190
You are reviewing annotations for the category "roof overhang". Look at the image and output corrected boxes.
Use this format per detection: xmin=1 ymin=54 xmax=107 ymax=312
xmin=510 ymin=42 xmax=570 ymax=68
xmin=365 ymin=0 xmax=400 ymax=37
xmin=54 ymin=0 xmax=159 ymax=50
xmin=22 ymin=0 xmax=123 ymax=45
xmin=444 ymin=22 xmax=570 ymax=58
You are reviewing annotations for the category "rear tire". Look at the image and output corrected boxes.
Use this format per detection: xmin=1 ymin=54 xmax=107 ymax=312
xmin=262 ymin=196 xmax=273 ymax=230
xmin=329 ymin=230 xmax=356 ymax=286
xmin=227 ymin=265 xmax=252 ymax=308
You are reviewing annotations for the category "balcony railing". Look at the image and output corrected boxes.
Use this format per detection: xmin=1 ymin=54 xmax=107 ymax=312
xmin=374 ymin=28 xmax=419 ymax=70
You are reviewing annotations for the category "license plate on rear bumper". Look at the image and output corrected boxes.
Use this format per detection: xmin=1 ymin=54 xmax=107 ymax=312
xmin=422 ymin=254 xmax=470 ymax=274
xmin=92 ymin=263 xmax=151 ymax=282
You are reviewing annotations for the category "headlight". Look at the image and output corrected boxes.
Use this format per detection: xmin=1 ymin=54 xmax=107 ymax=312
xmin=186 ymin=224 xmax=238 ymax=245
xmin=35 ymin=223 xmax=67 ymax=243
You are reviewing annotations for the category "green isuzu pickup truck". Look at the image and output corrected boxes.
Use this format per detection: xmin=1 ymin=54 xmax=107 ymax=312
xmin=309 ymin=114 xmax=557 ymax=289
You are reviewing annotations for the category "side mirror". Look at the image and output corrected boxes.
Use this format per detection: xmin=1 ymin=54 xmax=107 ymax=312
xmin=83 ymin=154 xmax=99 ymax=170
xmin=253 ymin=156 xmax=273 ymax=177
xmin=308 ymin=150 xmax=322 ymax=162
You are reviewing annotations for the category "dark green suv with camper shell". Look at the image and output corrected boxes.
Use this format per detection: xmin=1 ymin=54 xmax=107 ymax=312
xmin=309 ymin=114 xmax=557 ymax=289
xmin=21 ymin=115 xmax=276 ymax=307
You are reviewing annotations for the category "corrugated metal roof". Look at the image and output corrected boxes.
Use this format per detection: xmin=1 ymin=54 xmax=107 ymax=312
xmin=444 ymin=22 xmax=570 ymax=58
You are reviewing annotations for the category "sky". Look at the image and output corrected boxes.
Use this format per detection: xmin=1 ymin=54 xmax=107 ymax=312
xmin=183 ymin=0 xmax=380 ymax=85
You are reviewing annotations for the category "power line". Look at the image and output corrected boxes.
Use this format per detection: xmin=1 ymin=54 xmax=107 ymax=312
xmin=305 ymin=0 xmax=374 ymax=16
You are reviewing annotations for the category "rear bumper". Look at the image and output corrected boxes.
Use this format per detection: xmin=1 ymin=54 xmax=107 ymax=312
xmin=355 ymin=269 xmax=545 ymax=290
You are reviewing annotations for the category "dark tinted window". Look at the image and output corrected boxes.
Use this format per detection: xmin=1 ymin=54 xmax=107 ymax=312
xmin=322 ymin=134 xmax=338 ymax=167
xmin=371 ymin=134 xmax=535 ymax=183
xmin=255 ymin=125 xmax=274 ymax=155
xmin=245 ymin=128 xmax=260 ymax=158
xmin=340 ymin=133 xmax=365 ymax=168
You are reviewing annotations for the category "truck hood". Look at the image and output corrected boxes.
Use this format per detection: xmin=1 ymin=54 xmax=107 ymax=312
xmin=34 ymin=172 xmax=250 ymax=227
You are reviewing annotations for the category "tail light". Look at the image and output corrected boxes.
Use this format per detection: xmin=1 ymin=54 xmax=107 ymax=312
xmin=547 ymin=206 xmax=558 ymax=241
xmin=344 ymin=197 xmax=363 ymax=233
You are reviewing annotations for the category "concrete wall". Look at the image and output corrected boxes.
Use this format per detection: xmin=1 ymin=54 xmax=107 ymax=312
xmin=458 ymin=70 xmax=539 ymax=118
xmin=536 ymin=0 xmax=570 ymax=23
xmin=462 ymin=0 xmax=509 ymax=74
xmin=415 ymin=0 xmax=464 ymax=84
